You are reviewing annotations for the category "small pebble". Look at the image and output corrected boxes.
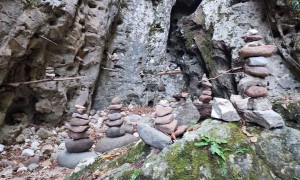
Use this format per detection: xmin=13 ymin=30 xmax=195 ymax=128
xmin=17 ymin=166 xmax=28 ymax=172
xmin=21 ymin=149 xmax=35 ymax=157
xmin=28 ymin=163 xmax=39 ymax=171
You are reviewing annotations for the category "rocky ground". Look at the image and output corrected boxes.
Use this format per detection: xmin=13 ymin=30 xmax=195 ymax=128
xmin=0 ymin=105 xmax=154 ymax=180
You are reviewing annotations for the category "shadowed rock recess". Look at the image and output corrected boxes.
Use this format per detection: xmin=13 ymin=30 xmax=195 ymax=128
xmin=0 ymin=0 xmax=300 ymax=179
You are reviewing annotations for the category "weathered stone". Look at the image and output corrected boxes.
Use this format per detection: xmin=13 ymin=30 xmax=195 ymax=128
xmin=244 ymin=35 xmax=263 ymax=42
xmin=69 ymin=118 xmax=89 ymax=126
xmin=124 ymin=115 xmax=154 ymax=126
xmin=244 ymin=86 xmax=268 ymax=98
xmin=173 ymin=98 xmax=200 ymax=125
xmin=211 ymin=98 xmax=240 ymax=121
xmin=121 ymin=123 xmax=134 ymax=134
xmin=35 ymin=99 xmax=52 ymax=113
xmin=155 ymin=114 xmax=174 ymax=125
xmin=243 ymin=110 xmax=285 ymax=128
xmin=36 ymin=128 xmax=54 ymax=139
xmin=230 ymin=95 xmax=248 ymax=112
xmin=202 ymin=90 xmax=212 ymax=96
xmin=95 ymin=134 xmax=138 ymax=153
xmin=68 ymin=131 xmax=90 ymax=140
xmin=111 ymin=97 xmax=121 ymax=104
xmin=247 ymin=97 xmax=272 ymax=111
xmin=57 ymin=150 xmax=97 ymax=168
xmin=72 ymin=113 xmax=89 ymax=120
xmin=137 ymin=123 xmax=172 ymax=149
xmin=159 ymin=100 xmax=170 ymax=107
xmin=247 ymin=57 xmax=269 ymax=66
xmin=239 ymin=45 xmax=277 ymax=58
xmin=65 ymin=123 xmax=89 ymax=133
xmin=156 ymin=120 xmax=178 ymax=135
xmin=238 ymin=76 xmax=267 ymax=94
xmin=109 ymin=104 xmax=123 ymax=110
xmin=108 ymin=113 xmax=122 ymax=120
xmin=194 ymin=101 xmax=212 ymax=120
xmin=21 ymin=149 xmax=34 ymax=157
xmin=106 ymin=119 xmax=124 ymax=127
xmin=199 ymin=95 xmax=212 ymax=103
xmin=16 ymin=134 xmax=25 ymax=144
xmin=65 ymin=138 xmax=93 ymax=153
xmin=23 ymin=156 xmax=40 ymax=167
xmin=244 ymin=65 xmax=269 ymax=78
xmin=174 ymin=125 xmax=187 ymax=137
xmin=105 ymin=127 xmax=125 ymax=138
xmin=155 ymin=105 xmax=173 ymax=117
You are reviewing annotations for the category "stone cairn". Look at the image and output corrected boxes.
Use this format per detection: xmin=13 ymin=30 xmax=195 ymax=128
xmin=155 ymin=100 xmax=186 ymax=138
xmin=45 ymin=66 xmax=55 ymax=78
xmin=197 ymin=74 xmax=213 ymax=119
xmin=236 ymin=29 xmax=285 ymax=128
xmin=95 ymin=97 xmax=138 ymax=153
xmin=65 ymin=105 xmax=93 ymax=153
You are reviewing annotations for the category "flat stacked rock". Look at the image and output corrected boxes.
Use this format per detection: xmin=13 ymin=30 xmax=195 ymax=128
xmin=236 ymin=29 xmax=285 ymax=129
xmin=154 ymin=100 xmax=187 ymax=138
xmin=65 ymin=105 xmax=92 ymax=153
xmin=45 ymin=66 xmax=55 ymax=78
xmin=196 ymin=74 xmax=213 ymax=119
xmin=95 ymin=97 xmax=138 ymax=153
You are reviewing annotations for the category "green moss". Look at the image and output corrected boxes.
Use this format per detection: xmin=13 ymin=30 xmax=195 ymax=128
xmin=201 ymin=28 xmax=215 ymax=69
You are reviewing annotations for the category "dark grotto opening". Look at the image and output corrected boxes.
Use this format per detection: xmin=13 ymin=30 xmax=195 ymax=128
xmin=167 ymin=0 xmax=203 ymax=99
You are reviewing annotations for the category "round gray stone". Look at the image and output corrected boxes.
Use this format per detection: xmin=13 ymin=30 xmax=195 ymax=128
xmin=65 ymin=138 xmax=93 ymax=153
xmin=57 ymin=150 xmax=97 ymax=168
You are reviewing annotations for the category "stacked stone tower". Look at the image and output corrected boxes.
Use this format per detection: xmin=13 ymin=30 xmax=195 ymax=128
xmin=237 ymin=29 xmax=285 ymax=128
xmin=95 ymin=97 xmax=138 ymax=153
xmin=65 ymin=105 xmax=93 ymax=153
xmin=196 ymin=74 xmax=213 ymax=119
xmin=155 ymin=100 xmax=186 ymax=138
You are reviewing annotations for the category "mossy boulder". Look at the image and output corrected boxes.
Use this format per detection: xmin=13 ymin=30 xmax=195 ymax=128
xmin=66 ymin=119 xmax=300 ymax=179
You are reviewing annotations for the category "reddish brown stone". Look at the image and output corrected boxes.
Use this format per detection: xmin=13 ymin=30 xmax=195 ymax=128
xmin=67 ymin=130 xmax=90 ymax=140
xmin=156 ymin=120 xmax=178 ymax=135
xmin=109 ymin=104 xmax=123 ymax=110
xmin=244 ymin=65 xmax=269 ymax=78
xmin=244 ymin=35 xmax=263 ymax=42
xmin=65 ymin=123 xmax=89 ymax=133
xmin=199 ymin=95 xmax=212 ymax=103
xmin=155 ymin=114 xmax=174 ymax=125
xmin=244 ymin=86 xmax=268 ymax=98
xmin=174 ymin=125 xmax=187 ymax=137
xmin=239 ymin=45 xmax=277 ymax=58
xmin=69 ymin=118 xmax=89 ymax=126
xmin=72 ymin=113 xmax=88 ymax=120
xmin=155 ymin=105 xmax=173 ymax=117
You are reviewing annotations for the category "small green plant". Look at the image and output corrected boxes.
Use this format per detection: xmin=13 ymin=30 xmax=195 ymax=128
xmin=130 ymin=170 xmax=140 ymax=180
xmin=234 ymin=147 xmax=248 ymax=154
xmin=194 ymin=134 xmax=229 ymax=176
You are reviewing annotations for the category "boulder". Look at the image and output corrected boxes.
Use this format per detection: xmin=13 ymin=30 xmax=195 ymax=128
xmin=57 ymin=150 xmax=97 ymax=168
xmin=239 ymin=45 xmax=277 ymax=58
xmin=173 ymin=98 xmax=200 ymax=126
xmin=137 ymin=123 xmax=172 ymax=149
xmin=65 ymin=138 xmax=93 ymax=153
xmin=95 ymin=134 xmax=138 ymax=153
xmin=155 ymin=105 xmax=173 ymax=117
xmin=244 ymin=86 xmax=268 ymax=98
xmin=211 ymin=98 xmax=240 ymax=121
xmin=156 ymin=120 xmax=178 ymax=135
xmin=243 ymin=110 xmax=285 ymax=128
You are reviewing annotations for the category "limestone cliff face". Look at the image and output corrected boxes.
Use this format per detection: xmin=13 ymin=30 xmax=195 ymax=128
xmin=0 ymin=0 xmax=299 ymax=130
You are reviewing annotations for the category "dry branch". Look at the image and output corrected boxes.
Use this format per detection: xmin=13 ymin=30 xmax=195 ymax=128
xmin=199 ymin=67 xmax=243 ymax=82
xmin=7 ymin=76 xmax=82 ymax=87
xmin=100 ymin=66 xmax=119 ymax=72
xmin=158 ymin=70 xmax=181 ymax=75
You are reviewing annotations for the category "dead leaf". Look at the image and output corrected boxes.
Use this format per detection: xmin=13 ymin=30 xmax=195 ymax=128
xmin=250 ymin=137 xmax=258 ymax=143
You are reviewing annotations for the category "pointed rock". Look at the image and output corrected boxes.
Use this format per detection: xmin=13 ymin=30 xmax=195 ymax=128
xmin=211 ymin=98 xmax=240 ymax=122
xmin=243 ymin=110 xmax=285 ymax=128
xmin=244 ymin=65 xmax=269 ymax=78
xmin=137 ymin=123 xmax=172 ymax=149
xmin=155 ymin=105 xmax=173 ymax=117
xmin=239 ymin=45 xmax=277 ymax=58
xmin=244 ymin=86 xmax=268 ymax=98
xmin=69 ymin=118 xmax=89 ymax=126
xmin=155 ymin=114 xmax=174 ymax=125
xmin=156 ymin=120 xmax=178 ymax=135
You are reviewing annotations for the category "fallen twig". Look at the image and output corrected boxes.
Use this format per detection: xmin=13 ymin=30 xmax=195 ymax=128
xmin=100 ymin=66 xmax=119 ymax=72
xmin=199 ymin=67 xmax=243 ymax=82
xmin=158 ymin=70 xmax=181 ymax=75
xmin=39 ymin=35 xmax=58 ymax=46
xmin=7 ymin=77 xmax=82 ymax=87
